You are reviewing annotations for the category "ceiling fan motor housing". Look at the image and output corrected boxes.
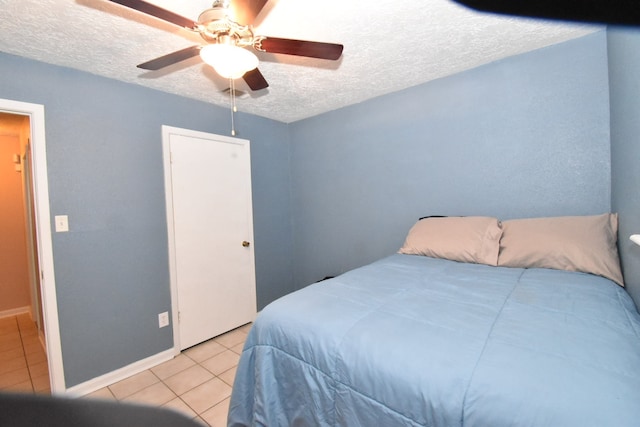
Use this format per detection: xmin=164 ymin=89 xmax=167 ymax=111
xmin=198 ymin=7 xmax=254 ymax=46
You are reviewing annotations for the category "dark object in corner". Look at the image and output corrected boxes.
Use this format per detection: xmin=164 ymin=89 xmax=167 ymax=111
xmin=317 ymin=276 xmax=335 ymax=282
xmin=0 ymin=392 xmax=201 ymax=427
xmin=418 ymin=215 xmax=448 ymax=221
xmin=453 ymin=0 xmax=640 ymax=26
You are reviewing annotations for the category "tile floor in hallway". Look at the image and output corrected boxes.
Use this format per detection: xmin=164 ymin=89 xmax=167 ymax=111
xmin=1 ymin=313 xmax=250 ymax=427
xmin=0 ymin=313 xmax=50 ymax=394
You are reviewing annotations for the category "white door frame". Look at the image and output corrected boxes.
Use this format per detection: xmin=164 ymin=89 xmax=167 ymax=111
xmin=162 ymin=125 xmax=182 ymax=354
xmin=0 ymin=98 xmax=65 ymax=393
xmin=162 ymin=125 xmax=255 ymax=352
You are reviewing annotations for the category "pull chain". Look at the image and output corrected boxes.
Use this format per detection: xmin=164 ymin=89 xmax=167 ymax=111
xmin=229 ymin=78 xmax=237 ymax=136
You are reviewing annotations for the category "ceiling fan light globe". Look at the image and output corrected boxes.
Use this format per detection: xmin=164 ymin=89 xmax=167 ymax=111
xmin=200 ymin=44 xmax=258 ymax=79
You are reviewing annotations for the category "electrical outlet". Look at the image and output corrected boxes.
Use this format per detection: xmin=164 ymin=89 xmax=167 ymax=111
xmin=158 ymin=311 xmax=170 ymax=328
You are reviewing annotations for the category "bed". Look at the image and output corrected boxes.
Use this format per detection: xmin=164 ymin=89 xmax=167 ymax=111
xmin=228 ymin=214 xmax=640 ymax=426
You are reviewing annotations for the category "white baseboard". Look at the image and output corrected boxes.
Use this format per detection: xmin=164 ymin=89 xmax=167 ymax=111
xmin=63 ymin=348 xmax=176 ymax=397
xmin=0 ymin=306 xmax=30 ymax=319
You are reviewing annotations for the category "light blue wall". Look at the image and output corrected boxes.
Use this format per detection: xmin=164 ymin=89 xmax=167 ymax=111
xmin=0 ymin=53 xmax=293 ymax=387
xmin=289 ymin=31 xmax=611 ymax=288
xmin=0 ymin=27 xmax=629 ymax=388
xmin=609 ymin=28 xmax=640 ymax=308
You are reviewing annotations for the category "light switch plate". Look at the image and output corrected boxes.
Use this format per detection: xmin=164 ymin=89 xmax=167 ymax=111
xmin=54 ymin=215 xmax=69 ymax=232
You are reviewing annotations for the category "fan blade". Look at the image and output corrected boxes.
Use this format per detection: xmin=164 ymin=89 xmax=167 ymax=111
xmin=257 ymin=37 xmax=343 ymax=60
xmin=453 ymin=0 xmax=640 ymax=26
xmin=108 ymin=0 xmax=196 ymax=28
xmin=243 ymin=68 xmax=269 ymax=91
xmin=137 ymin=46 xmax=201 ymax=70
xmin=229 ymin=0 xmax=269 ymax=25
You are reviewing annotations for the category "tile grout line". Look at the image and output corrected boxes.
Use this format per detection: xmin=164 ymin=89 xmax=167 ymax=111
xmin=17 ymin=316 xmax=35 ymax=393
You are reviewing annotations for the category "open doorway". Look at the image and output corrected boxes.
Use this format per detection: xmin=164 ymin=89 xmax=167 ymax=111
xmin=0 ymin=99 xmax=63 ymax=394
xmin=0 ymin=112 xmax=49 ymax=393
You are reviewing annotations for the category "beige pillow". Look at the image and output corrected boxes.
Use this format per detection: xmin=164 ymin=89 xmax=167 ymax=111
xmin=398 ymin=216 xmax=503 ymax=266
xmin=498 ymin=213 xmax=624 ymax=286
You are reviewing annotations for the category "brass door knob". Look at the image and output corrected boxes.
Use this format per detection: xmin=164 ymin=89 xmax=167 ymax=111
xmin=242 ymin=241 xmax=251 ymax=247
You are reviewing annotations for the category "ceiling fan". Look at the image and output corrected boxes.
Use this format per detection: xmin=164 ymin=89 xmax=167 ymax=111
xmin=107 ymin=0 xmax=344 ymax=91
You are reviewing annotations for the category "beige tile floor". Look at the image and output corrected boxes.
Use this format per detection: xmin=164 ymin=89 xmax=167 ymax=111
xmin=84 ymin=323 xmax=251 ymax=426
xmin=0 ymin=313 xmax=50 ymax=394
xmin=1 ymin=313 xmax=250 ymax=427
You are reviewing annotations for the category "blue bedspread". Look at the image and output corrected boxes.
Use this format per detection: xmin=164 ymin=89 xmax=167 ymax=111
xmin=228 ymin=254 xmax=640 ymax=426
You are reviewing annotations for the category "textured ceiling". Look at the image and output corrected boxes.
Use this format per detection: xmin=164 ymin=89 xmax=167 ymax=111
xmin=0 ymin=0 xmax=600 ymax=123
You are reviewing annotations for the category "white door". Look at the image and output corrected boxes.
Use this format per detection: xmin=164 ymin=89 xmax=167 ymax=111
xmin=163 ymin=126 xmax=257 ymax=350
